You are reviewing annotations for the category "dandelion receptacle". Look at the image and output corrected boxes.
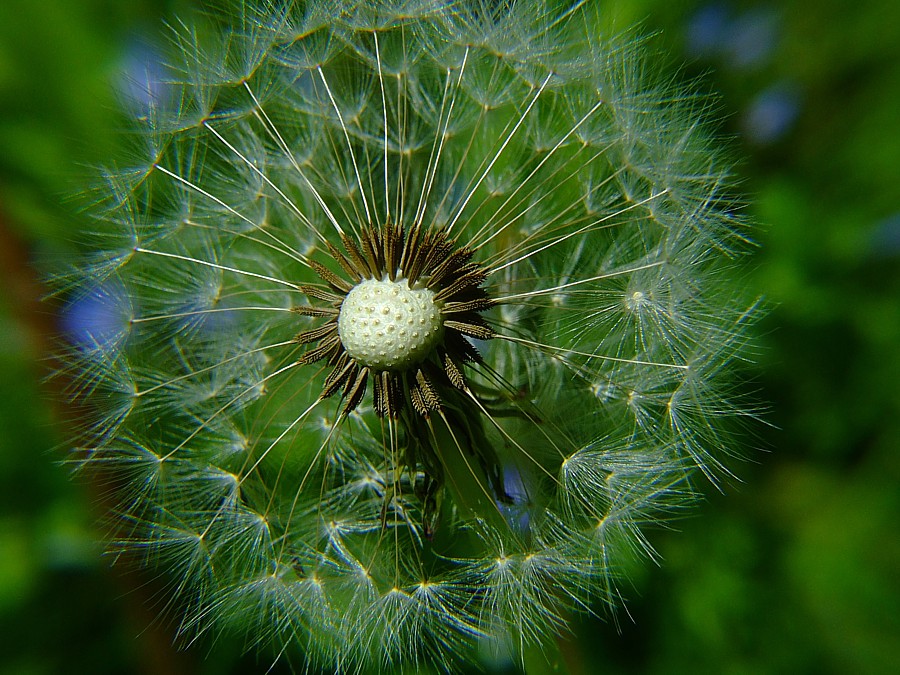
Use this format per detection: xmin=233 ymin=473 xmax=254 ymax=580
xmin=57 ymin=0 xmax=760 ymax=671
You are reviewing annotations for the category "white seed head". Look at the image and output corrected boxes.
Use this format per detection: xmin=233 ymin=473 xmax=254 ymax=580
xmin=58 ymin=0 xmax=759 ymax=669
xmin=338 ymin=278 xmax=443 ymax=370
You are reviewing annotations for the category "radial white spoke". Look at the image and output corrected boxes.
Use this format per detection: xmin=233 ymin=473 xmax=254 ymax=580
xmin=317 ymin=66 xmax=373 ymax=225
xmin=413 ymin=47 xmax=470 ymax=231
xmin=432 ymin=66 xmax=513 ymax=224
xmin=389 ymin=416 xmax=402 ymax=584
xmin=490 ymin=190 xmax=669 ymax=273
xmin=154 ymin=163 xmax=260 ymax=227
xmin=430 ymin=55 xmax=500 ymax=222
xmin=373 ymin=32 xmax=391 ymax=225
xmin=545 ymin=0 xmax=589 ymax=32
xmin=461 ymin=387 xmax=564 ymax=486
xmin=359 ymin=415 xmax=426 ymax=577
xmin=196 ymin=394 xmax=321 ymax=544
xmin=239 ymin=396 xmax=326 ymax=488
xmin=276 ymin=413 xmax=343 ymax=562
xmin=411 ymin=67 xmax=453 ymax=231
xmin=395 ymin=34 xmax=410 ymax=228
xmin=130 ymin=306 xmax=294 ymax=324
xmin=151 ymin=164 xmax=316 ymax=272
xmin=202 ymin=121 xmax=326 ymax=243
xmin=182 ymin=218 xmax=311 ymax=268
xmin=446 ymin=71 xmax=553 ymax=234
xmin=469 ymin=98 xmax=605 ymax=246
xmin=460 ymin=389 xmax=617 ymax=555
xmin=359 ymin=132 xmax=382 ymax=229
xmin=477 ymin=149 xmax=620 ymax=266
xmin=135 ymin=339 xmax=295 ymax=397
xmin=493 ymin=260 xmax=664 ymax=302
xmin=433 ymin=110 xmax=488 ymax=228
xmin=161 ymin=358 xmax=303 ymax=461
xmin=316 ymin=121 xmax=366 ymax=232
xmin=243 ymin=81 xmax=346 ymax=237
xmin=496 ymin=334 xmax=689 ymax=370
xmin=134 ymin=247 xmax=302 ymax=290
xmin=430 ymin=411 xmax=510 ymax=528
xmin=472 ymin=357 xmax=582 ymax=454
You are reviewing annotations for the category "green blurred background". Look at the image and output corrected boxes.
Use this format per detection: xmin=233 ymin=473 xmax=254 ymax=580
xmin=1 ymin=0 xmax=898 ymax=673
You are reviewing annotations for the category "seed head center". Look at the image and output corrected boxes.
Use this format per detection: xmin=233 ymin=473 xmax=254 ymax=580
xmin=338 ymin=278 xmax=443 ymax=371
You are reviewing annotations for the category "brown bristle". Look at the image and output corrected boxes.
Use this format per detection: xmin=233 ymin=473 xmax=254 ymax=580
xmin=296 ymin=323 xmax=338 ymax=345
xmin=309 ymin=260 xmax=353 ymax=293
xmin=299 ymin=284 xmax=344 ymax=305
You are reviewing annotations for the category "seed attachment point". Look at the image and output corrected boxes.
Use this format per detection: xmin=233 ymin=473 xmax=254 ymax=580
xmin=338 ymin=278 xmax=444 ymax=371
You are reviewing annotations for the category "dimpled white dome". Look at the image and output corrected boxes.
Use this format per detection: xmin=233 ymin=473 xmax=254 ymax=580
xmin=338 ymin=278 xmax=443 ymax=371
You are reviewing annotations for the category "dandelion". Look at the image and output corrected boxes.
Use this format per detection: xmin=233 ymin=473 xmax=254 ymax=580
xmin=57 ymin=0 xmax=759 ymax=671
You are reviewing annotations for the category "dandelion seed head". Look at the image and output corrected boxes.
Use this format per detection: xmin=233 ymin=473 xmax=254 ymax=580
xmin=54 ymin=0 xmax=761 ymax=670
xmin=337 ymin=277 xmax=444 ymax=370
